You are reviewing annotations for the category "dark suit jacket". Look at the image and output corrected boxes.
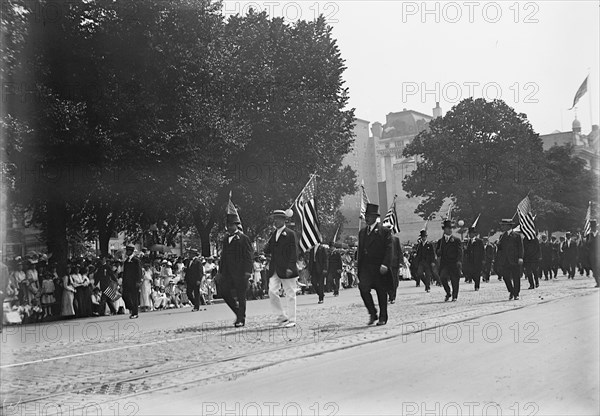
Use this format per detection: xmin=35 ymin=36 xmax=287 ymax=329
xmin=561 ymin=240 xmax=578 ymax=264
xmin=95 ymin=263 xmax=117 ymax=290
xmin=185 ymin=258 xmax=203 ymax=283
xmin=484 ymin=243 xmax=496 ymax=262
xmin=308 ymin=244 xmax=328 ymax=278
xmin=415 ymin=239 xmax=435 ymax=264
xmin=540 ymin=242 xmax=553 ymax=264
xmin=523 ymin=238 xmax=541 ymax=264
xmin=390 ymin=236 xmax=402 ymax=270
xmin=219 ymin=231 xmax=253 ymax=280
xmin=586 ymin=232 xmax=599 ymax=268
xmin=328 ymin=249 xmax=343 ymax=276
xmin=465 ymin=237 xmax=485 ymax=268
xmin=357 ymin=222 xmax=392 ymax=271
xmin=264 ymin=227 xmax=299 ymax=279
xmin=122 ymin=256 xmax=142 ymax=291
xmin=496 ymin=231 xmax=524 ymax=267
xmin=436 ymin=235 xmax=463 ymax=270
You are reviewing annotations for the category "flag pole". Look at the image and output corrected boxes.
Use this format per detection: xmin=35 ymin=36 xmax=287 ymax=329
xmin=588 ymin=69 xmax=593 ymax=128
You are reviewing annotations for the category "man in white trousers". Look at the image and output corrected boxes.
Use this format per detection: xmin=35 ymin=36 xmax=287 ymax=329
xmin=264 ymin=209 xmax=299 ymax=328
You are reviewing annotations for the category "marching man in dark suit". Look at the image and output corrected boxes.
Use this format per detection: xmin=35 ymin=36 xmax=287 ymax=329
xmin=415 ymin=229 xmax=435 ymax=293
xmin=436 ymin=220 xmax=463 ymax=302
xmin=308 ymin=242 xmax=328 ymax=304
xmin=482 ymin=237 xmax=495 ymax=282
xmin=185 ymin=249 xmax=205 ymax=311
xmin=540 ymin=235 xmax=554 ymax=281
xmin=357 ymin=204 xmax=393 ymax=325
xmin=586 ymin=220 xmax=599 ymax=288
xmin=523 ymin=234 xmax=541 ymax=289
xmin=122 ymin=244 xmax=143 ymax=319
xmin=384 ymin=225 xmax=402 ymax=303
xmin=464 ymin=226 xmax=485 ymax=291
xmin=327 ymin=243 xmax=343 ymax=297
xmin=562 ymin=232 xmax=578 ymax=279
xmin=264 ymin=209 xmax=299 ymax=328
xmin=496 ymin=219 xmax=524 ymax=300
xmin=550 ymin=236 xmax=561 ymax=279
xmin=219 ymin=212 xmax=253 ymax=327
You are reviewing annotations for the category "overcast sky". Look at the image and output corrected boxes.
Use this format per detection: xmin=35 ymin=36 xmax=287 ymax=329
xmin=224 ymin=1 xmax=599 ymax=135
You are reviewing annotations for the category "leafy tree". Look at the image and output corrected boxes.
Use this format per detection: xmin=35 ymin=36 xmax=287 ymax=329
xmin=402 ymin=98 xmax=548 ymax=235
xmin=535 ymin=144 xmax=599 ymax=233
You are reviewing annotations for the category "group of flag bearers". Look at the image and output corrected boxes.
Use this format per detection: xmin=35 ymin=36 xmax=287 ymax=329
xmin=211 ymin=176 xmax=599 ymax=329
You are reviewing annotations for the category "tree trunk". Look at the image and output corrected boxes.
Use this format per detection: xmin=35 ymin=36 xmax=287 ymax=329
xmin=98 ymin=225 xmax=111 ymax=257
xmin=46 ymin=199 xmax=68 ymax=276
xmin=97 ymin=206 xmax=116 ymax=257
xmin=199 ymin=225 xmax=212 ymax=257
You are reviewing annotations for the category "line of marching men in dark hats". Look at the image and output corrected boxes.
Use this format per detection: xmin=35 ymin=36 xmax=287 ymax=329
xmin=354 ymin=204 xmax=600 ymax=326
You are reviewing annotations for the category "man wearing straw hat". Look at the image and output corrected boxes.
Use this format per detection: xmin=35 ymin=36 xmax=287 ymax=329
xmin=264 ymin=209 xmax=299 ymax=328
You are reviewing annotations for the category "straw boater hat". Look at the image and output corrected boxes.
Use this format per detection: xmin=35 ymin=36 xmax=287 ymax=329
xmin=271 ymin=209 xmax=293 ymax=219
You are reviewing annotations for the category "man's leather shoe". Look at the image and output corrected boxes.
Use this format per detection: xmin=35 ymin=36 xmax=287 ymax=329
xmin=376 ymin=320 xmax=387 ymax=326
xmin=368 ymin=315 xmax=378 ymax=325
xmin=234 ymin=320 xmax=245 ymax=327
xmin=509 ymin=294 xmax=514 ymax=300
xmin=444 ymin=294 xmax=451 ymax=302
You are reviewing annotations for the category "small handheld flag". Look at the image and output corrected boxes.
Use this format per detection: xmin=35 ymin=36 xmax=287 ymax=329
xmin=383 ymin=195 xmax=400 ymax=234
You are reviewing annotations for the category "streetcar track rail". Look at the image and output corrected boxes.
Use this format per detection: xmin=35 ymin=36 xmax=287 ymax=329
xmin=1 ymin=291 xmax=588 ymax=415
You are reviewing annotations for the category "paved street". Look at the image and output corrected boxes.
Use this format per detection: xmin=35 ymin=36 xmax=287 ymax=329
xmin=1 ymin=274 xmax=598 ymax=415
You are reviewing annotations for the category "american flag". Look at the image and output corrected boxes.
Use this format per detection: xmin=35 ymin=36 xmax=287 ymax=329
xmin=103 ymin=283 xmax=120 ymax=302
xmin=517 ymin=196 xmax=537 ymax=240
xmin=294 ymin=175 xmax=322 ymax=252
xmin=360 ymin=180 xmax=370 ymax=220
xmin=471 ymin=213 xmax=481 ymax=228
xmin=583 ymin=201 xmax=592 ymax=236
xmin=383 ymin=196 xmax=400 ymax=234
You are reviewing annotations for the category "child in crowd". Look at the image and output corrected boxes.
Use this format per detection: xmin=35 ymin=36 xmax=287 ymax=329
xmin=40 ymin=273 xmax=56 ymax=318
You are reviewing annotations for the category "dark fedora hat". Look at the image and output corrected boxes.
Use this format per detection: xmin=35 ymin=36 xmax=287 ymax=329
xmin=419 ymin=229 xmax=427 ymax=236
xmin=365 ymin=203 xmax=380 ymax=217
xmin=226 ymin=213 xmax=241 ymax=224
xmin=441 ymin=220 xmax=455 ymax=229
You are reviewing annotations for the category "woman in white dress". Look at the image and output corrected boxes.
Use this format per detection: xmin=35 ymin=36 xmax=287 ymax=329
xmin=140 ymin=264 xmax=153 ymax=311
xmin=61 ymin=266 xmax=76 ymax=317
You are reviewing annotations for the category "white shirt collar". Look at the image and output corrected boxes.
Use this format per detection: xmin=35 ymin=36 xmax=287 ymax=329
xmin=275 ymin=226 xmax=286 ymax=240
xmin=368 ymin=223 xmax=377 ymax=233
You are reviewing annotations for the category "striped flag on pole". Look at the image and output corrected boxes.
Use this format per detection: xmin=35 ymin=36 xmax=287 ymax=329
xmin=517 ymin=196 xmax=537 ymax=240
xmin=360 ymin=180 xmax=370 ymax=220
xmin=294 ymin=175 xmax=322 ymax=252
xmin=383 ymin=196 xmax=400 ymax=234
xmin=583 ymin=201 xmax=592 ymax=236
xmin=472 ymin=213 xmax=481 ymax=228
